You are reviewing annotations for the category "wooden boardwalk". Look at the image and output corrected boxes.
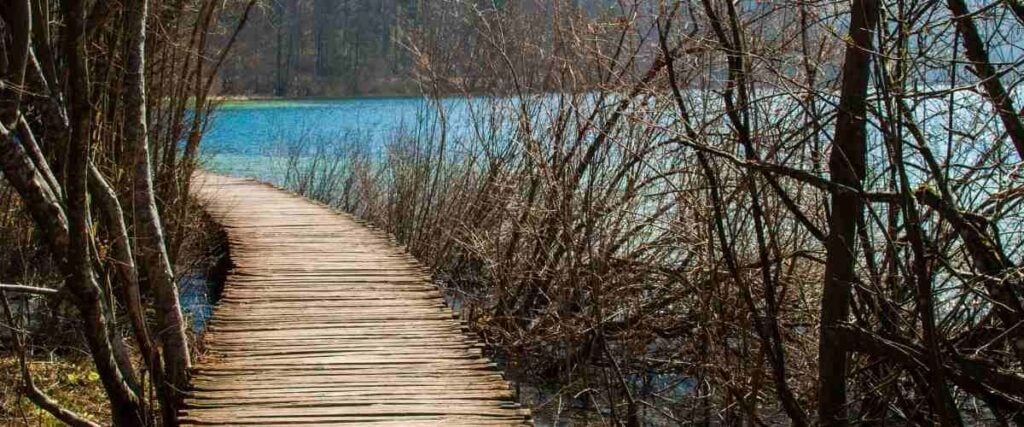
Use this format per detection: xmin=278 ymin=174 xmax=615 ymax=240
xmin=183 ymin=173 xmax=530 ymax=426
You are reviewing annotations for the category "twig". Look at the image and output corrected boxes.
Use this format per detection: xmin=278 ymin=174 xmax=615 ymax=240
xmin=0 ymin=283 xmax=57 ymax=296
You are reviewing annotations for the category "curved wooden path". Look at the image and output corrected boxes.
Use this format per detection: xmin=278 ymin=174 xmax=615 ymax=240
xmin=183 ymin=173 xmax=530 ymax=426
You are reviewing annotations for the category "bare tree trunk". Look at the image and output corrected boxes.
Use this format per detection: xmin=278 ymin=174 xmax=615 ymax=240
xmin=817 ymin=0 xmax=880 ymax=423
xmin=89 ymin=162 xmax=181 ymax=425
xmin=0 ymin=135 xmax=68 ymax=252
xmin=887 ymin=134 xmax=964 ymax=426
xmin=947 ymin=0 xmax=1024 ymax=159
xmin=15 ymin=116 xmax=61 ymax=197
xmin=125 ymin=0 xmax=192 ymax=416
xmin=275 ymin=0 xmax=289 ymax=96
xmin=0 ymin=2 xmax=68 ymax=251
xmin=314 ymin=0 xmax=332 ymax=76
xmin=287 ymin=0 xmax=301 ymax=84
xmin=63 ymin=0 xmax=144 ymax=424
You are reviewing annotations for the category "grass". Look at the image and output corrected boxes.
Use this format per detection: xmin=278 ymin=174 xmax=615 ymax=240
xmin=0 ymin=356 xmax=110 ymax=425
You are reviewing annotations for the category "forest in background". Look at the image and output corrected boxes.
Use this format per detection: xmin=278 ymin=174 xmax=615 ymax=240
xmin=217 ymin=0 xmax=622 ymax=96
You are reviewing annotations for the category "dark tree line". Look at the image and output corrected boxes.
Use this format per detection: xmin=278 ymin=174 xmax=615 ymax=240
xmin=219 ymin=0 xmax=418 ymax=96
xmin=218 ymin=0 xmax=621 ymax=96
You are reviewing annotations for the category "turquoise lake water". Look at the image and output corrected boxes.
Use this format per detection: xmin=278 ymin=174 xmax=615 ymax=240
xmin=201 ymin=97 xmax=471 ymax=180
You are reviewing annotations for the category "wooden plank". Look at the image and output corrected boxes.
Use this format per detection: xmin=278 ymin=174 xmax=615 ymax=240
xmin=183 ymin=173 xmax=529 ymax=426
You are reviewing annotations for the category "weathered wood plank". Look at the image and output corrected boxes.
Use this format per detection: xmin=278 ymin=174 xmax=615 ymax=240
xmin=182 ymin=173 xmax=529 ymax=426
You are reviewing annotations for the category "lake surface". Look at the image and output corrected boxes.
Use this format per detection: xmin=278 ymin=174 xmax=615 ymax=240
xmin=201 ymin=97 xmax=465 ymax=180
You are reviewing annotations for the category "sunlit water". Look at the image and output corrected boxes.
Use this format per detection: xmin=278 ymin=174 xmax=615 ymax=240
xmin=200 ymin=97 xmax=470 ymax=180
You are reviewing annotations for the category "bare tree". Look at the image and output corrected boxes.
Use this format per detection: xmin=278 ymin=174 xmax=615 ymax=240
xmin=271 ymin=0 xmax=1024 ymax=424
xmin=0 ymin=0 xmax=253 ymax=424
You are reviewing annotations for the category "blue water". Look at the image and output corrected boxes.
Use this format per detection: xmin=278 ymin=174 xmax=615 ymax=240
xmin=203 ymin=97 xmax=435 ymax=155
xmin=179 ymin=274 xmax=215 ymax=331
xmin=201 ymin=97 xmax=476 ymax=180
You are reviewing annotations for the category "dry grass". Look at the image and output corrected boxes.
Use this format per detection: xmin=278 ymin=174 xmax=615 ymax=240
xmin=0 ymin=357 xmax=110 ymax=426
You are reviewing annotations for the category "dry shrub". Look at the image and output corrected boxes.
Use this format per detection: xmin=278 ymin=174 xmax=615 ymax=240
xmin=269 ymin=0 xmax=1024 ymax=424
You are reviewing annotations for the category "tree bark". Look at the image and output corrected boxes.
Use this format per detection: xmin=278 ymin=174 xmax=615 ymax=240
xmin=89 ymin=162 xmax=181 ymax=425
xmin=125 ymin=0 xmax=192 ymax=415
xmin=62 ymin=0 xmax=144 ymax=424
xmin=0 ymin=133 xmax=68 ymax=255
xmin=817 ymin=0 xmax=880 ymax=423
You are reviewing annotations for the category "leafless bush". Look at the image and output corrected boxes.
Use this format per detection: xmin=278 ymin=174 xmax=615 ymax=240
xmin=269 ymin=0 xmax=1024 ymax=424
